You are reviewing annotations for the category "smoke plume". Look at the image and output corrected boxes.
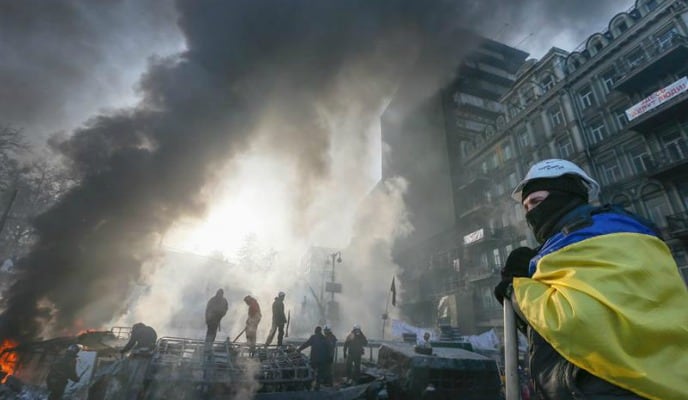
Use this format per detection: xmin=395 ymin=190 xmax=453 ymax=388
xmin=0 ymin=0 xmax=635 ymax=342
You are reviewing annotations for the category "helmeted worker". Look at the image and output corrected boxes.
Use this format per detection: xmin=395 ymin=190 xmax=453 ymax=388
xmin=343 ymin=324 xmax=367 ymax=383
xmin=243 ymin=295 xmax=261 ymax=352
xmin=265 ymin=291 xmax=287 ymax=346
xmin=121 ymin=322 xmax=157 ymax=355
xmin=205 ymin=288 xmax=229 ymax=343
xmin=494 ymin=159 xmax=688 ymax=400
xmin=46 ymin=344 xmax=80 ymax=400
xmin=297 ymin=326 xmax=331 ymax=391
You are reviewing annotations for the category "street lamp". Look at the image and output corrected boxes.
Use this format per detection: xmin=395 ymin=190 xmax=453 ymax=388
xmin=330 ymin=251 xmax=342 ymax=302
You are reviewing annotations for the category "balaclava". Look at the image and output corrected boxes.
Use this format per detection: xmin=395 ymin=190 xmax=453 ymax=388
xmin=522 ymin=175 xmax=588 ymax=243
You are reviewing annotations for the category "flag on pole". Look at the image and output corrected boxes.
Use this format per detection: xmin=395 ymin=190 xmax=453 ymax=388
xmin=390 ymin=276 xmax=396 ymax=306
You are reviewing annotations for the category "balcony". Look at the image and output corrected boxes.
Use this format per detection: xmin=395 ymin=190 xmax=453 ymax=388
xmin=465 ymin=265 xmax=497 ymax=282
xmin=667 ymin=211 xmax=688 ymax=239
xmin=626 ymin=87 xmax=688 ymax=133
xmin=457 ymin=201 xmax=496 ymax=219
xmin=646 ymin=147 xmax=688 ymax=179
xmin=614 ymin=35 xmax=688 ymax=95
xmin=456 ymin=170 xmax=490 ymax=191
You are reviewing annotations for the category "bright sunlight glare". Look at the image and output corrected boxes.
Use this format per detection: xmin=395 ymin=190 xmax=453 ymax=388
xmin=163 ymin=153 xmax=296 ymax=258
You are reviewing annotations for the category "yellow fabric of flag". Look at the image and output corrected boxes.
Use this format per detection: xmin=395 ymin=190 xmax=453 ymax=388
xmin=513 ymin=232 xmax=688 ymax=400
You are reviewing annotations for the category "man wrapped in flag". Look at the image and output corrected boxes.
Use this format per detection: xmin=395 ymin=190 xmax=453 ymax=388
xmin=494 ymin=159 xmax=688 ymax=400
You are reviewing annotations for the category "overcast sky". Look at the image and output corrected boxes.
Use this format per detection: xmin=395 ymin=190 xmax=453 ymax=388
xmin=1 ymin=0 xmax=635 ymax=146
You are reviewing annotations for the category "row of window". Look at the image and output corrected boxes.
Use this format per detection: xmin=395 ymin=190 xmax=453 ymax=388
xmin=594 ymin=129 xmax=688 ymax=187
xmin=568 ymin=0 xmax=664 ymax=71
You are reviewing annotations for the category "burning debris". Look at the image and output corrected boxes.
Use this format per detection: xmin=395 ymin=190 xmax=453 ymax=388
xmin=0 ymin=339 xmax=19 ymax=383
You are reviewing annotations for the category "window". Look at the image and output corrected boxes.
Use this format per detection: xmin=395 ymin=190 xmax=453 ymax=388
xmin=496 ymin=182 xmax=504 ymax=196
xmin=660 ymin=130 xmax=688 ymax=162
xmin=579 ymin=86 xmax=595 ymax=109
xmin=480 ymin=253 xmax=489 ymax=267
xmin=503 ymin=143 xmax=513 ymax=160
xmin=589 ymin=120 xmax=607 ymax=143
xmin=642 ymin=185 xmax=668 ymax=227
xmin=617 ymin=20 xmax=628 ymax=33
xmin=492 ymin=248 xmax=501 ymax=268
xmin=517 ymin=129 xmax=531 ymax=149
xmin=557 ymin=136 xmax=575 ymax=158
xmin=615 ymin=110 xmax=628 ymax=129
xmin=627 ymin=143 xmax=653 ymax=173
xmin=601 ymin=68 xmax=617 ymax=92
xmin=627 ymin=48 xmax=646 ymax=68
xmin=599 ymin=157 xmax=623 ymax=184
xmin=541 ymin=74 xmax=555 ymax=91
xmin=508 ymin=172 xmax=517 ymax=188
xmin=657 ymin=26 xmax=679 ymax=49
xmin=489 ymin=153 xmax=499 ymax=169
xmin=549 ymin=105 xmax=564 ymax=127
xmin=645 ymin=0 xmax=659 ymax=12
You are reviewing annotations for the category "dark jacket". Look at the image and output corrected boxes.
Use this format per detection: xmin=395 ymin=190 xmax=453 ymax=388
xmin=512 ymin=204 xmax=654 ymax=400
xmin=271 ymin=297 xmax=287 ymax=325
xmin=46 ymin=353 xmax=79 ymax=385
xmin=298 ymin=332 xmax=331 ymax=365
xmin=122 ymin=324 xmax=158 ymax=353
xmin=324 ymin=332 xmax=337 ymax=362
xmin=206 ymin=294 xmax=229 ymax=324
xmin=343 ymin=331 xmax=368 ymax=358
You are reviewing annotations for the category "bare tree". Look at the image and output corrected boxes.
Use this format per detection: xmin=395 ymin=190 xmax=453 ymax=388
xmin=0 ymin=125 xmax=76 ymax=259
xmin=0 ymin=125 xmax=28 ymax=192
xmin=0 ymin=159 xmax=76 ymax=258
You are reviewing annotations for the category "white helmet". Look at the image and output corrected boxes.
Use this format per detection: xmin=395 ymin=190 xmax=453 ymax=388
xmin=511 ymin=159 xmax=600 ymax=202
xmin=353 ymin=324 xmax=361 ymax=331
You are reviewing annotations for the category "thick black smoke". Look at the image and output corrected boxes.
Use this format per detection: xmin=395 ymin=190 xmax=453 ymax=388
xmin=0 ymin=0 xmax=478 ymax=341
xmin=0 ymin=0 xmax=631 ymax=341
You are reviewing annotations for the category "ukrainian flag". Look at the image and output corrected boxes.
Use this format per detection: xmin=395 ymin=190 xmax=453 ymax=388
xmin=513 ymin=211 xmax=688 ymax=400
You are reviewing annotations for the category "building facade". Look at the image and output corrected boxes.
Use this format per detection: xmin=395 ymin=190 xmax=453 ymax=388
xmin=455 ymin=0 xmax=688 ymax=334
xmin=381 ymin=37 xmax=528 ymax=331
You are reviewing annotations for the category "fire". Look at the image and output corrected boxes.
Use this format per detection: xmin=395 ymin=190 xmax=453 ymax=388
xmin=0 ymin=339 xmax=19 ymax=383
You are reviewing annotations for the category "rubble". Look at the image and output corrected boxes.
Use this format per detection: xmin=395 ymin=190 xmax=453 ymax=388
xmin=0 ymin=328 xmax=503 ymax=399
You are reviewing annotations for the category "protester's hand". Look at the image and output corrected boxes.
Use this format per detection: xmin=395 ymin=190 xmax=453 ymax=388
xmin=494 ymin=247 xmax=536 ymax=305
xmin=501 ymin=247 xmax=536 ymax=279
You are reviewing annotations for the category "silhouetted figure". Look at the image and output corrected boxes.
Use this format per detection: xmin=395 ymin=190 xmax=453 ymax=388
xmin=205 ymin=289 xmax=228 ymax=343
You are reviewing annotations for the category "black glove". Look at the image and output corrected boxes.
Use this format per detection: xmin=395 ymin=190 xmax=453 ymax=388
xmin=494 ymin=247 xmax=537 ymax=305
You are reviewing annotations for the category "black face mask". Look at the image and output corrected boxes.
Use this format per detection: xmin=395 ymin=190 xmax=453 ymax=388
xmin=526 ymin=192 xmax=585 ymax=243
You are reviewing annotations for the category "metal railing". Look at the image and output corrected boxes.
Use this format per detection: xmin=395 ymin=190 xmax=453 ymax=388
xmin=614 ymin=35 xmax=688 ymax=85
xmin=666 ymin=211 xmax=688 ymax=237
xmin=148 ymin=337 xmax=313 ymax=390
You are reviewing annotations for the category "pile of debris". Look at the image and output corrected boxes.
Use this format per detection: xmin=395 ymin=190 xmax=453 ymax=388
xmin=0 ymin=328 xmax=503 ymax=399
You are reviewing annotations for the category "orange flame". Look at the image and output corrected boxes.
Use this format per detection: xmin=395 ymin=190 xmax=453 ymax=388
xmin=0 ymin=339 xmax=19 ymax=383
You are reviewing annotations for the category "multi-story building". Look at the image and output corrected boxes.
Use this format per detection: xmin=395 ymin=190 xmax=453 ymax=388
xmin=563 ymin=0 xmax=688 ymax=282
xmin=381 ymin=36 xmax=527 ymax=330
xmin=455 ymin=0 xmax=688 ymax=334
